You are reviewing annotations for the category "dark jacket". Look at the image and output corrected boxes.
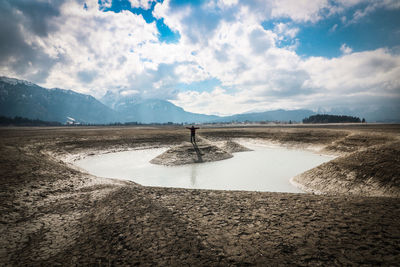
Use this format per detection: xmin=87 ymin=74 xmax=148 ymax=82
xmin=186 ymin=126 xmax=199 ymax=135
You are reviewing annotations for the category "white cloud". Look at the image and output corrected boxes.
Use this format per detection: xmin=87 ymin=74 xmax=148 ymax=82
xmin=43 ymin=0 xmax=161 ymax=96
xmin=266 ymin=0 xmax=400 ymax=24
xmin=344 ymin=0 xmax=400 ymax=23
xmin=171 ymin=87 xmax=244 ymax=116
xmin=218 ymin=0 xmax=239 ymax=8
xmin=129 ymin=0 xmax=153 ymax=10
xmin=330 ymin=24 xmax=338 ymax=32
xmin=340 ymin=43 xmax=353 ymax=54
xmin=171 ymin=86 xmax=314 ymax=116
xmin=52 ymin=1 xmax=400 ymax=113
xmin=153 ymin=0 xmax=191 ymax=43
xmin=174 ymin=63 xmax=210 ymax=84
xmin=274 ymin=23 xmax=299 ymax=39
xmin=270 ymin=0 xmax=329 ymax=23
xmin=173 ymin=48 xmax=400 ymax=115
xmin=302 ymin=48 xmax=400 ymax=95
xmin=120 ymin=89 xmax=140 ymax=96
xmin=15 ymin=0 xmax=194 ymax=99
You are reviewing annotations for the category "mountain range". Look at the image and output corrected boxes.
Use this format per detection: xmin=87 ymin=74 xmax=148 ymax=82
xmin=1 ymin=77 xmax=398 ymax=124
xmin=100 ymin=90 xmax=218 ymax=123
xmin=0 ymin=77 xmax=118 ymax=124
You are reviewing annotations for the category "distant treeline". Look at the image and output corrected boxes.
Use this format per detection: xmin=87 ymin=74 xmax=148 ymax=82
xmin=76 ymin=121 xmax=186 ymax=126
xmin=0 ymin=116 xmax=187 ymax=126
xmin=303 ymin=114 xmax=365 ymax=123
xmin=0 ymin=116 xmax=62 ymax=126
xmin=0 ymin=114 xmax=367 ymax=126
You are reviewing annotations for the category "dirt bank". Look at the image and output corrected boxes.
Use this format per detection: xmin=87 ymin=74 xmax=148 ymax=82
xmin=220 ymin=139 xmax=253 ymax=153
xmin=1 ymin=125 xmax=399 ymax=265
xmin=293 ymin=141 xmax=400 ymax=197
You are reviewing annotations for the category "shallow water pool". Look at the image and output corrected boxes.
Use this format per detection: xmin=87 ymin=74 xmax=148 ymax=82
xmin=75 ymin=143 xmax=334 ymax=193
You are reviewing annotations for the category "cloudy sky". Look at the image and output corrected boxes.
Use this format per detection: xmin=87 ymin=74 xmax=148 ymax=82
xmin=1 ymin=0 xmax=399 ymax=115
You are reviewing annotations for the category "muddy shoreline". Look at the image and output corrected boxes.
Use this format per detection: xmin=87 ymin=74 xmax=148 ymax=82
xmin=1 ymin=125 xmax=400 ymax=265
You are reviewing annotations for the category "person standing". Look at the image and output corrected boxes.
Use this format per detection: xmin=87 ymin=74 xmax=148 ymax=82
xmin=186 ymin=125 xmax=199 ymax=143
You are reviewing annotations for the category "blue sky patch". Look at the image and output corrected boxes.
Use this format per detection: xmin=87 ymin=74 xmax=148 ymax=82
xmin=170 ymin=0 xmax=204 ymax=8
xmin=98 ymin=0 xmax=180 ymax=43
xmin=262 ymin=6 xmax=400 ymax=58
xmin=296 ymin=8 xmax=400 ymax=58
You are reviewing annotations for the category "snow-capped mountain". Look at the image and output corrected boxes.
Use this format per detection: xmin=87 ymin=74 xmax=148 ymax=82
xmin=100 ymin=90 xmax=218 ymax=123
xmin=1 ymin=77 xmax=398 ymax=124
xmin=0 ymin=77 xmax=118 ymax=124
xmin=0 ymin=77 xmax=36 ymax=87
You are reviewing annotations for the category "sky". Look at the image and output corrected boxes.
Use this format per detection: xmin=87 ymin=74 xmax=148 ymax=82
xmin=0 ymin=0 xmax=399 ymax=116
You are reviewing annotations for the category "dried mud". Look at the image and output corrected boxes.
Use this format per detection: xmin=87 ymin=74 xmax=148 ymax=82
xmin=150 ymin=138 xmax=234 ymax=166
xmin=1 ymin=125 xmax=400 ymax=266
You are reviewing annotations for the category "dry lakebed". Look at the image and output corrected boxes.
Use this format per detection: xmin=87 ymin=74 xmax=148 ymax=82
xmin=1 ymin=124 xmax=399 ymax=265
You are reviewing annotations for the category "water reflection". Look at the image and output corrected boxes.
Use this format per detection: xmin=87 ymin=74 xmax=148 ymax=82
xmin=192 ymin=142 xmax=203 ymax=163
xmin=190 ymin=164 xmax=198 ymax=187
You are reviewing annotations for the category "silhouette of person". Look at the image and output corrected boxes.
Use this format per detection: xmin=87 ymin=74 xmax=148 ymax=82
xmin=186 ymin=125 xmax=199 ymax=143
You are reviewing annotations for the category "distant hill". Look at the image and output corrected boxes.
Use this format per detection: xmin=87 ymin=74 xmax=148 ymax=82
xmin=0 ymin=77 xmax=118 ymax=124
xmin=1 ymin=77 xmax=398 ymax=124
xmin=100 ymin=90 xmax=219 ymax=123
xmin=214 ymin=109 xmax=316 ymax=123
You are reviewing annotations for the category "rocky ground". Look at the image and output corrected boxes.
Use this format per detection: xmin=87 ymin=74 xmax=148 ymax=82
xmin=1 ymin=125 xmax=400 ymax=266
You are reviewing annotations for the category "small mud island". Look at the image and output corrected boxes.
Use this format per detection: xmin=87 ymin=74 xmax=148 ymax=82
xmin=150 ymin=138 xmax=251 ymax=165
xmin=1 ymin=125 xmax=400 ymax=265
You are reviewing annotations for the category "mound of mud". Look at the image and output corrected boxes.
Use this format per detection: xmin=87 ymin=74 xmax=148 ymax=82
xmin=150 ymin=141 xmax=233 ymax=166
xmin=150 ymin=139 xmax=252 ymax=166
xmin=293 ymin=141 xmax=400 ymax=197
xmin=220 ymin=140 xmax=252 ymax=153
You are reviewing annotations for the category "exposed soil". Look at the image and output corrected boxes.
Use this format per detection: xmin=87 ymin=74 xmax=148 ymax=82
xmin=150 ymin=138 xmax=234 ymax=166
xmin=220 ymin=140 xmax=253 ymax=153
xmin=150 ymin=138 xmax=251 ymax=166
xmin=1 ymin=125 xmax=400 ymax=265
xmin=294 ymin=141 xmax=400 ymax=197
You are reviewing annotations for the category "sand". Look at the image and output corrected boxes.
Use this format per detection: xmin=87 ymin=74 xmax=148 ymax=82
xmin=1 ymin=125 xmax=400 ymax=265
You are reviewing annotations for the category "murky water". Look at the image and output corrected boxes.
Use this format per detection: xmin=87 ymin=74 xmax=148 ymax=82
xmin=75 ymin=143 xmax=334 ymax=192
